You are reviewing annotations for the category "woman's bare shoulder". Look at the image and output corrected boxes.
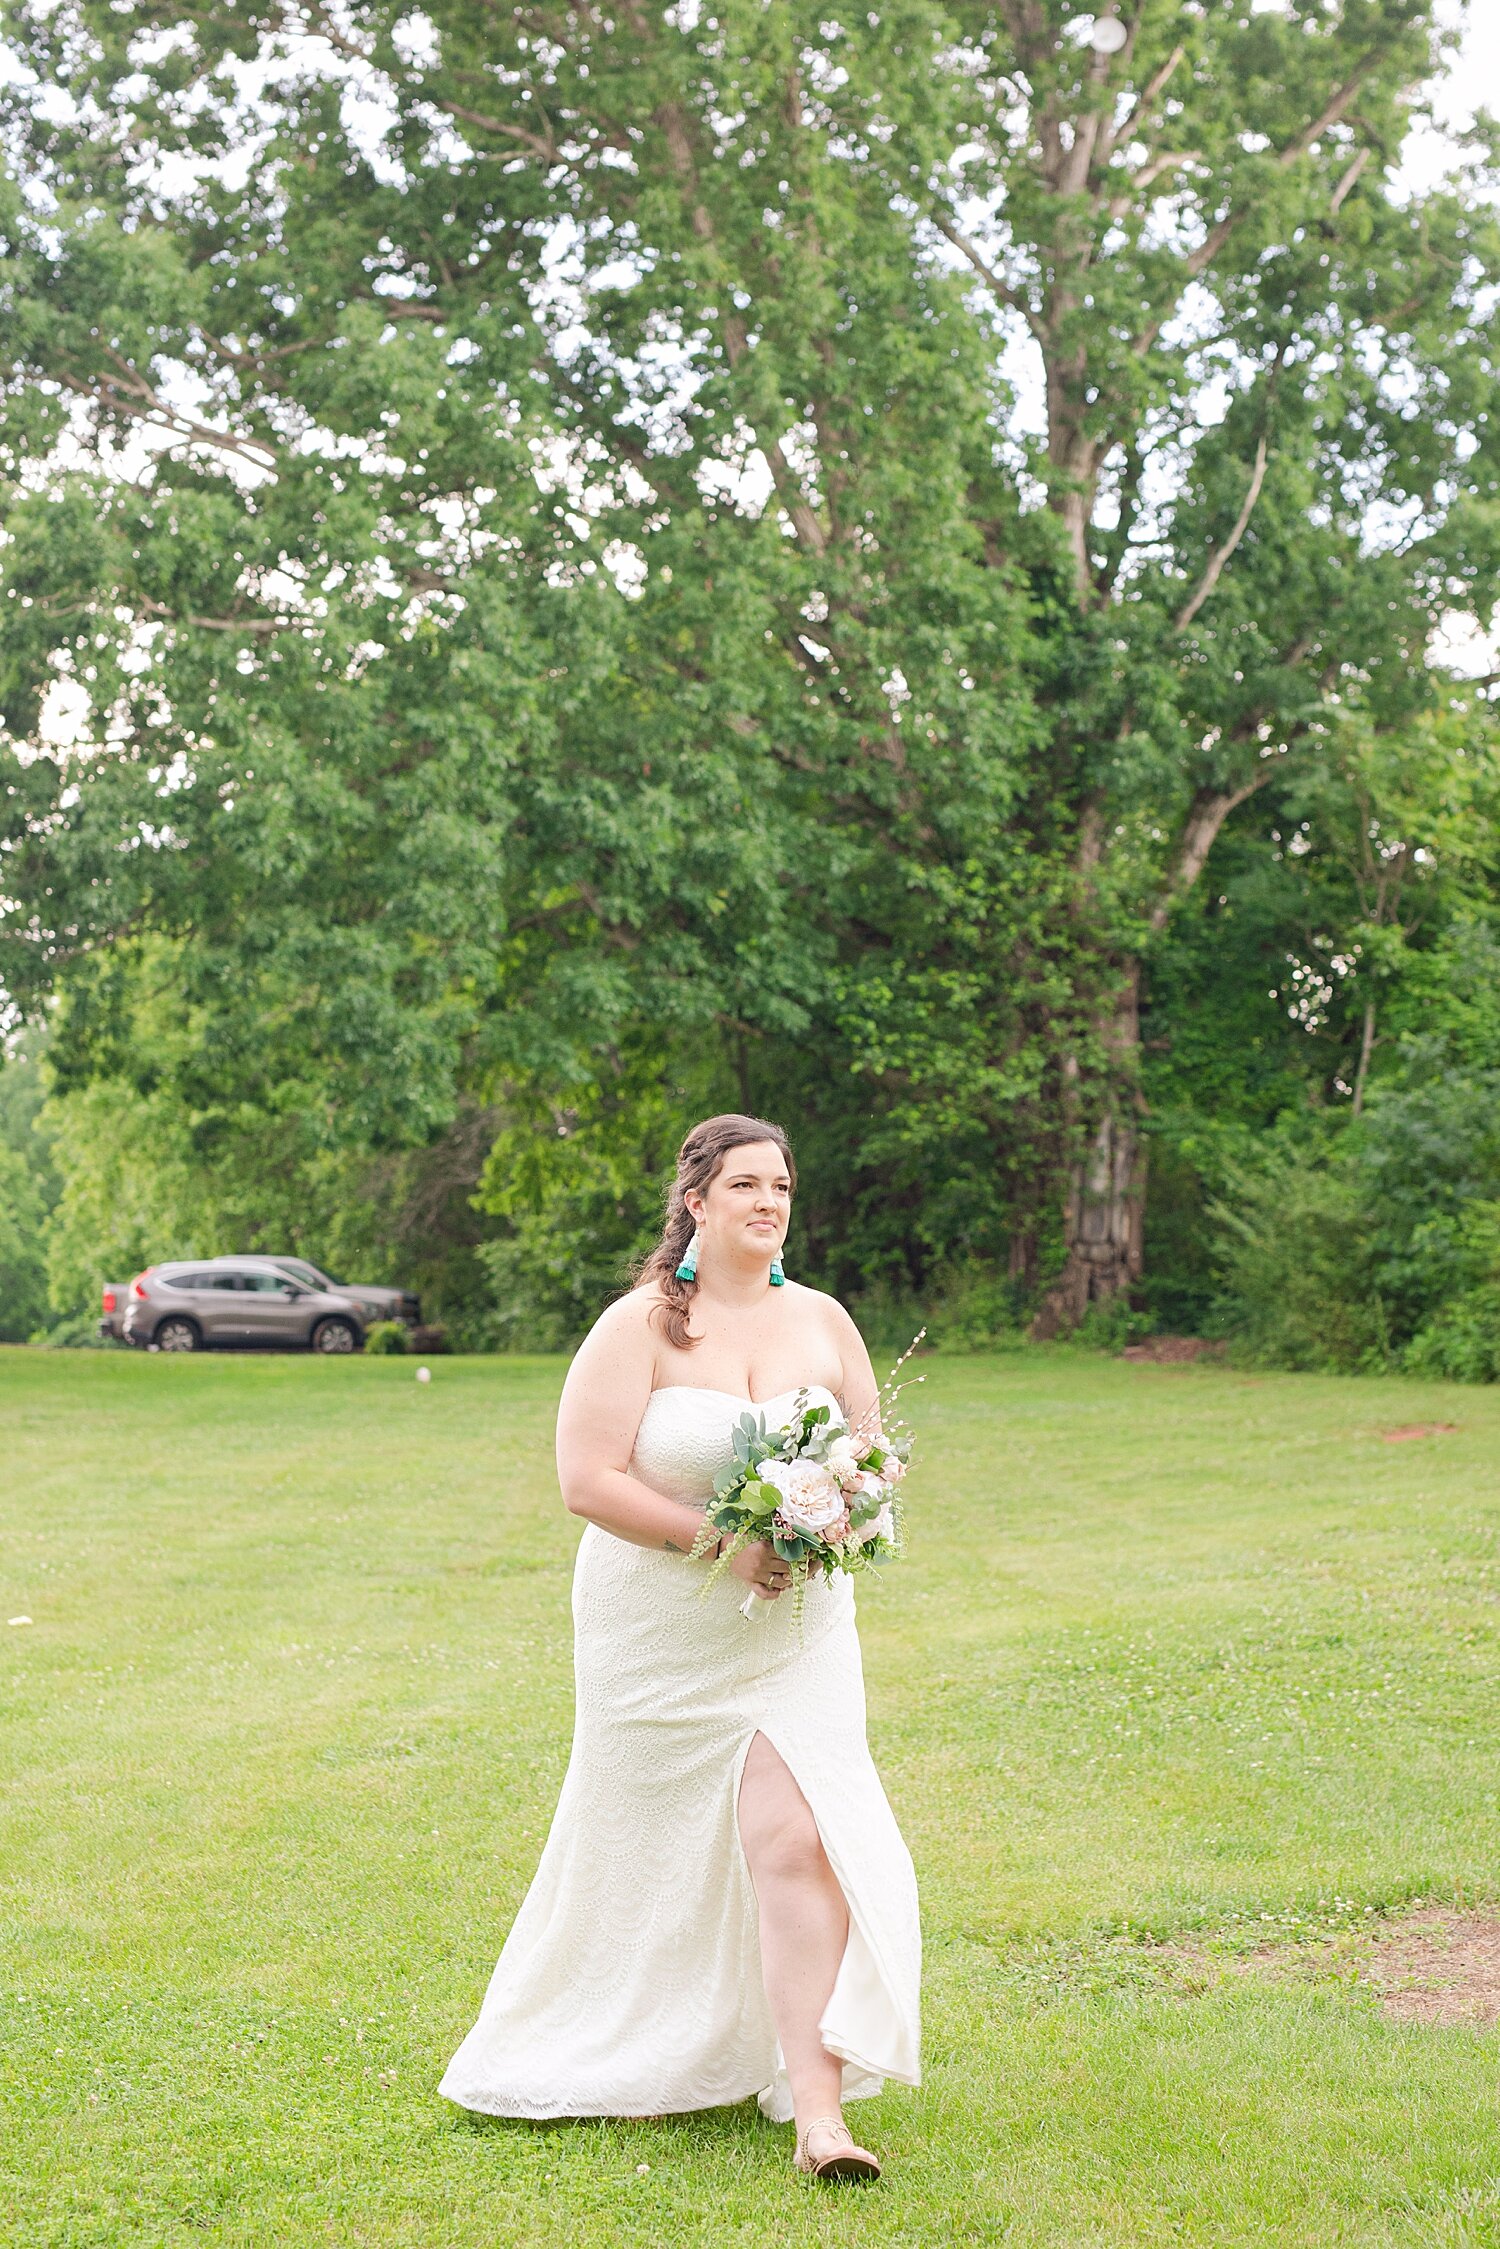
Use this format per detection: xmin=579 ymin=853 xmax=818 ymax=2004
xmin=587 ymin=1285 xmax=661 ymax=1341
xmin=561 ymin=1287 xmax=660 ymax=1402
xmin=784 ymin=1278 xmax=863 ymax=1336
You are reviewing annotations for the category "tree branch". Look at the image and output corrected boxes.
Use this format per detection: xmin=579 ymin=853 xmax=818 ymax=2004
xmin=1123 ymin=55 xmax=1383 ymax=356
xmin=1112 ymin=44 xmax=1185 ymax=143
xmin=1181 ymin=59 xmax=1377 ymax=284
xmin=1284 ymin=64 xmax=1380 ymax=169
xmin=1173 ymin=431 xmax=1270 ymax=632
xmin=433 ymin=98 xmax=561 ymax=163
xmin=51 ymin=370 xmax=278 ymax=472
xmin=137 ymin=598 xmax=290 ymax=636
xmin=1124 ymin=147 xmax=1200 ymax=197
xmin=373 ymin=298 xmax=448 ymax=321
xmin=1329 ymin=144 xmax=1371 ymax=214
xmin=1094 ymin=440 xmax=1145 ymax=598
xmin=198 ymin=334 xmax=324 ymax=371
xmin=1148 ymin=759 xmax=1287 ymax=933
xmin=927 ymin=211 xmax=1043 ymax=336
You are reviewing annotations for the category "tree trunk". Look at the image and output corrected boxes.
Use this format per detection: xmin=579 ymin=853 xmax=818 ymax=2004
xmin=1032 ymin=971 xmax=1147 ymax=1337
xmin=1008 ymin=1226 xmax=1039 ymax=1292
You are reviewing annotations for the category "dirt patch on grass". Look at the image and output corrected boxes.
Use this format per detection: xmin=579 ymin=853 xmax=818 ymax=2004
xmin=1368 ymin=1912 xmax=1500 ymax=2025
xmin=1120 ymin=1336 xmax=1228 ymax=1365
xmin=1378 ymin=1422 xmax=1459 ymax=1442
xmin=1166 ymin=1909 xmax=1500 ymax=2028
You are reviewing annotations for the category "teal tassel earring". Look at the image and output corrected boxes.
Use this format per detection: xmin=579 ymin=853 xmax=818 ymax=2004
xmin=769 ymin=1252 xmax=785 ymax=1287
xmin=675 ymin=1229 xmax=700 ymax=1283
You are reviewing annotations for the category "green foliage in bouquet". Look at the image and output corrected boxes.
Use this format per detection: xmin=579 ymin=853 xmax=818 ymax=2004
xmin=691 ymin=1394 xmax=909 ymax=1627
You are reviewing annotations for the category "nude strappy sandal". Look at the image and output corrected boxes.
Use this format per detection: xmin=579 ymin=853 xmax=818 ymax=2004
xmin=793 ymin=2114 xmax=882 ymax=2182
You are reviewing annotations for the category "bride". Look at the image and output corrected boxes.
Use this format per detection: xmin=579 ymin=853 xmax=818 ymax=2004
xmin=439 ymin=1114 xmax=920 ymax=2182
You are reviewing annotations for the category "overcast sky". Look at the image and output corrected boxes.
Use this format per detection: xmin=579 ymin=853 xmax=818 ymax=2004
xmin=1394 ymin=0 xmax=1500 ymax=198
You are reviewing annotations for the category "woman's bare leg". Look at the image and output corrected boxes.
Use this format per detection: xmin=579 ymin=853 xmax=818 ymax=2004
xmin=737 ymin=1731 xmax=849 ymax=2135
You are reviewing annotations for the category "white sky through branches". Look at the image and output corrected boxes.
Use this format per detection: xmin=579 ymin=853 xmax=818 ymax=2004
xmin=6 ymin=0 xmax=1498 ymax=749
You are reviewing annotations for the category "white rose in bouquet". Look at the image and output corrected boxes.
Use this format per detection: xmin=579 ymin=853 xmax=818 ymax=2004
xmin=759 ymin=1457 xmax=846 ymax=1536
xmin=822 ymin=1433 xmax=863 ymax=1485
xmin=694 ymin=1332 xmax=922 ymax=1624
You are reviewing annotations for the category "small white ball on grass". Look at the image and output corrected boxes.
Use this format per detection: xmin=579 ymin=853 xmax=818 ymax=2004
xmin=416 ymin=1365 xmax=431 ymax=1384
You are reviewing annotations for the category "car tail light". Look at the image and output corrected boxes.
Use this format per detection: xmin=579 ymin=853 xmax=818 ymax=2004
xmin=130 ymin=1272 xmax=150 ymax=1299
xmin=102 ymin=1289 xmax=117 ymax=1313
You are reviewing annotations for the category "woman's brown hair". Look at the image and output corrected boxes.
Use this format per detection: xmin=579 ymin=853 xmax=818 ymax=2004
xmin=634 ymin=1114 xmax=796 ymax=1351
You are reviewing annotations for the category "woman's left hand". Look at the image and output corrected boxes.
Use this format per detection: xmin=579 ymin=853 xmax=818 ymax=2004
xmin=728 ymin=1538 xmax=792 ymax=1599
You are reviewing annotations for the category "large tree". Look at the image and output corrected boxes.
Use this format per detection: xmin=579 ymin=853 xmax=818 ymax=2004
xmin=916 ymin=0 xmax=1500 ymax=1321
xmin=2 ymin=0 xmax=1496 ymax=1323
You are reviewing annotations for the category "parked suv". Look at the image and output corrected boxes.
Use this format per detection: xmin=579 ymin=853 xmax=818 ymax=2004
xmin=239 ymin=1257 xmax=419 ymax=1329
xmin=120 ymin=1261 xmax=372 ymax=1354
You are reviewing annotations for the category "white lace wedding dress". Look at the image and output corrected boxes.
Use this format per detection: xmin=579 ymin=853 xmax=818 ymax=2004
xmin=439 ymin=1382 xmax=921 ymax=2123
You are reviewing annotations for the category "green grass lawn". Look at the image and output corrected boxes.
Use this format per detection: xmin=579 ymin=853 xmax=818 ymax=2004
xmin=2 ymin=1347 xmax=1498 ymax=2248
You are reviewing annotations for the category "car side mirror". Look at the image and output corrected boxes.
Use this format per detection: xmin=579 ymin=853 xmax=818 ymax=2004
xmin=285 ymin=1285 xmax=305 ymax=1300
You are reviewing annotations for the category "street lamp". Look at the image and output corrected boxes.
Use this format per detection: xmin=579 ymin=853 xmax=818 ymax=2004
xmin=1086 ymin=15 xmax=1128 ymax=54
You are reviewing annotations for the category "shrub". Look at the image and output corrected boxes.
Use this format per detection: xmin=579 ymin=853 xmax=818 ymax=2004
xmin=0 ymin=1040 xmax=58 ymax=1343
xmin=364 ymin=1320 xmax=409 ymax=1356
xmin=1208 ymin=1136 xmax=1394 ymax=1374
xmin=1071 ymin=1297 xmax=1156 ymax=1353
xmin=1405 ymin=1289 xmax=1500 ymax=1383
xmin=37 ymin=1310 xmax=117 ymax=1349
xmin=849 ymin=1262 xmax=1031 ymax=1356
xmin=1403 ymin=1204 xmax=1500 ymax=1383
xmin=1207 ymin=1061 xmax=1500 ymax=1381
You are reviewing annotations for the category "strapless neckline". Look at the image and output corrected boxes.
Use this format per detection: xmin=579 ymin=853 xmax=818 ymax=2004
xmin=646 ymin=1382 xmax=839 ymax=1411
xmin=630 ymin=1385 xmax=841 ymax=1506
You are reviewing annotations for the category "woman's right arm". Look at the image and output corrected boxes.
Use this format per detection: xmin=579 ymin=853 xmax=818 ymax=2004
xmin=555 ymin=1295 xmax=715 ymax=1555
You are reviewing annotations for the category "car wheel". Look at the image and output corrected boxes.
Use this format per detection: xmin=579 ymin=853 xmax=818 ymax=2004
xmin=155 ymin=1317 xmax=201 ymax=1353
xmin=312 ymin=1317 xmax=360 ymax=1355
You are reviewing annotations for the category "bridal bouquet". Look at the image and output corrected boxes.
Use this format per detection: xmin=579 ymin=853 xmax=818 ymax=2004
xmin=692 ymin=1336 xmax=923 ymax=1622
